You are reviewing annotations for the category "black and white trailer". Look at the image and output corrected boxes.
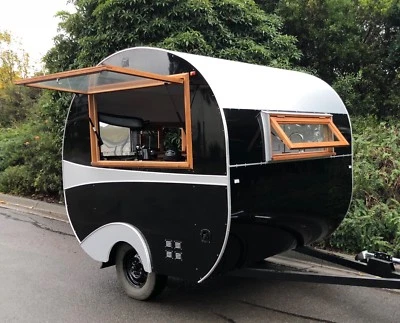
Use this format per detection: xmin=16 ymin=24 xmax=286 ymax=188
xmin=18 ymin=47 xmax=389 ymax=300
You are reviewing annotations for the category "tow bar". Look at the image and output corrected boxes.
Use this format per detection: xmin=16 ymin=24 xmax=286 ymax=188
xmin=230 ymin=247 xmax=400 ymax=289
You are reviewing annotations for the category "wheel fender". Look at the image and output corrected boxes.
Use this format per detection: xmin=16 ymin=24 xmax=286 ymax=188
xmin=80 ymin=222 xmax=152 ymax=273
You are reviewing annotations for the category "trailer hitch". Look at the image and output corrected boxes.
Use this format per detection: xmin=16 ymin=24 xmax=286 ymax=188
xmin=355 ymin=250 xmax=400 ymax=265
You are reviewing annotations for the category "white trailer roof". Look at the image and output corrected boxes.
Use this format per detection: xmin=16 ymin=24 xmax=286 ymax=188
xmin=155 ymin=48 xmax=348 ymax=115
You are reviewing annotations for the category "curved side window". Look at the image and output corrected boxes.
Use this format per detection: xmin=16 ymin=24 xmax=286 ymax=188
xmin=260 ymin=112 xmax=350 ymax=162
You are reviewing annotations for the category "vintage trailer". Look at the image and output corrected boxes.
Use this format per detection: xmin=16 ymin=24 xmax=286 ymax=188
xmin=16 ymin=47 xmax=354 ymax=300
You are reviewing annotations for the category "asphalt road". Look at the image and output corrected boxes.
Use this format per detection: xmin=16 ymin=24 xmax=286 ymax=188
xmin=1 ymin=206 xmax=400 ymax=323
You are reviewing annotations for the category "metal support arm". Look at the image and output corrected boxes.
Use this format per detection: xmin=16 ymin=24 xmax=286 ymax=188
xmin=229 ymin=268 xmax=400 ymax=289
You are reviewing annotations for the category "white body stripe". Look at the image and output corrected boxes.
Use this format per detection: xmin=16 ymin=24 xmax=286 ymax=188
xmin=63 ymin=161 xmax=229 ymax=189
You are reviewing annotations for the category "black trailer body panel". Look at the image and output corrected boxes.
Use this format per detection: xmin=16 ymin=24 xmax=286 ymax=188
xmin=65 ymin=183 xmax=227 ymax=281
xmin=227 ymin=156 xmax=352 ymax=256
xmin=221 ymin=109 xmax=352 ymax=267
xmin=224 ymin=109 xmax=264 ymax=166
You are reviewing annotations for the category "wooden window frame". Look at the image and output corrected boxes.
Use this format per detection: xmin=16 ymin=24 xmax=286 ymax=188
xmin=15 ymin=65 xmax=193 ymax=170
xmin=267 ymin=113 xmax=349 ymax=162
xmin=90 ymin=73 xmax=193 ymax=170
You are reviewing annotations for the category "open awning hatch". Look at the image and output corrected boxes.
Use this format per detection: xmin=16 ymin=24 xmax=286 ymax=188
xmin=14 ymin=64 xmax=186 ymax=95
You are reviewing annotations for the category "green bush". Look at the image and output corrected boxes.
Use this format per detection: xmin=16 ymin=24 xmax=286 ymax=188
xmin=326 ymin=116 xmax=400 ymax=256
xmin=328 ymin=199 xmax=400 ymax=255
xmin=0 ymin=165 xmax=34 ymax=195
xmin=0 ymin=119 xmax=62 ymax=198
xmin=352 ymin=116 xmax=400 ymax=203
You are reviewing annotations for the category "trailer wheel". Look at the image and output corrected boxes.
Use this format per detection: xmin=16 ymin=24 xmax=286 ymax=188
xmin=116 ymin=243 xmax=167 ymax=301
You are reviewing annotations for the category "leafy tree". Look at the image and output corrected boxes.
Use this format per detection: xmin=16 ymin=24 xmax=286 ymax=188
xmin=44 ymin=0 xmax=301 ymax=72
xmin=0 ymin=31 xmax=60 ymax=197
xmin=266 ymin=0 xmax=400 ymax=117
xmin=273 ymin=0 xmax=366 ymax=83
xmin=355 ymin=0 xmax=400 ymax=117
xmin=0 ymin=30 xmax=40 ymax=126
xmin=0 ymin=31 xmax=29 ymax=86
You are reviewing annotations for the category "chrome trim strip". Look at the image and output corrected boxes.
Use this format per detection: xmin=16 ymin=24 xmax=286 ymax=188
xmin=198 ymin=96 xmax=231 ymax=284
xmin=230 ymin=161 xmax=268 ymax=168
xmin=229 ymin=154 xmax=351 ymax=168
xmin=62 ymin=97 xmax=80 ymax=242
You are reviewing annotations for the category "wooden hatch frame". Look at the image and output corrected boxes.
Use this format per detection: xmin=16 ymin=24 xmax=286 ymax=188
xmin=15 ymin=65 xmax=193 ymax=169
xmin=268 ymin=114 xmax=350 ymax=161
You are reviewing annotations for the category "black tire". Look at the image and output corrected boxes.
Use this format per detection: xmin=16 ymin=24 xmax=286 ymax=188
xmin=115 ymin=243 xmax=167 ymax=301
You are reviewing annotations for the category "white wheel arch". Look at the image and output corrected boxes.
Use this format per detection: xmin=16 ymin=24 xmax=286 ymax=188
xmin=80 ymin=222 xmax=152 ymax=273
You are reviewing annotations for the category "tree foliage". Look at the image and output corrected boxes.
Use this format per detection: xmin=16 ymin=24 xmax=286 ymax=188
xmin=0 ymin=31 xmax=29 ymax=86
xmin=326 ymin=117 xmax=400 ymax=256
xmin=265 ymin=0 xmax=400 ymax=117
xmin=0 ymin=32 xmax=62 ymax=197
xmin=0 ymin=107 xmax=62 ymax=197
xmin=44 ymin=0 xmax=301 ymax=72
xmin=0 ymin=31 xmax=40 ymax=126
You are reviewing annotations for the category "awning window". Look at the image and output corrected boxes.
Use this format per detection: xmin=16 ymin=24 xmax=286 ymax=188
xmin=14 ymin=65 xmax=185 ymax=94
xmin=15 ymin=65 xmax=193 ymax=170
xmin=261 ymin=112 xmax=350 ymax=161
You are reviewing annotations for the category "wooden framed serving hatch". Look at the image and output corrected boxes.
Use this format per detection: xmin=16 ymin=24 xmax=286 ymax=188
xmin=15 ymin=65 xmax=193 ymax=169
